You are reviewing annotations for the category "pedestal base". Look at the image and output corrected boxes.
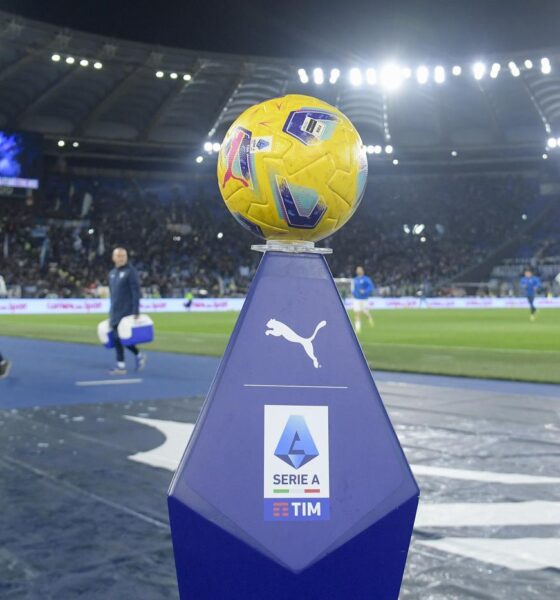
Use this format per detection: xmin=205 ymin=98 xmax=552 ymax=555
xmin=168 ymin=251 xmax=419 ymax=599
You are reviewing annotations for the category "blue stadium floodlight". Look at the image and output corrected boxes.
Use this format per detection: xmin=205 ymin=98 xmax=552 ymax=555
xmin=366 ymin=68 xmax=377 ymax=85
xmin=472 ymin=62 xmax=486 ymax=80
xmin=416 ymin=65 xmax=429 ymax=84
xmin=452 ymin=65 xmax=462 ymax=76
xmin=508 ymin=61 xmax=520 ymax=77
xmin=524 ymin=59 xmax=533 ymax=69
xmin=366 ymin=145 xmax=374 ymax=154
xmin=329 ymin=68 xmax=340 ymax=84
xmin=451 ymin=150 xmax=458 ymax=157
xmin=373 ymin=144 xmax=383 ymax=154
xmin=490 ymin=63 xmax=501 ymax=79
xmin=313 ymin=68 xmax=324 ymax=84
xmin=434 ymin=65 xmax=445 ymax=84
xmin=392 ymin=158 xmax=399 ymax=165
xmin=349 ymin=67 xmax=363 ymax=86
xmin=385 ymin=144 xmax=394 ymax=154
xmin=541 ymin=57 xmax=552 ymax=74
xmin=195 ymin=155 xmax=204 ymax=164
xmin=381 ymin=64 xmax=404 ymax=90
xmin=212 ymin=142 xmax=221 ymax=152
xmin=203 ymin=141 xmax=213 ymax=152
xmin=297 ymin=68 xmax=309 ymax=83
xmin=543 ymin=153 xmax=549 ymax=160
xmin=547 ymin=137 xmax=557 ymax=149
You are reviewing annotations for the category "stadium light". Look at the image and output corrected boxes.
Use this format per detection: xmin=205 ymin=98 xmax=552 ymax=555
xmin=88 ymin=228 xmax=94 ymax=235
xmin=490 ymin=63 xmax=501 ymax=79
xmin=51 ymin=54 xmax=61 ymax=62
xmin=524 ymin=59 xmax=533 ymax=69
xmin=57 ymin=140 xmax=65 ymax=147
xmin=380 ymin=64 xmax=403 ymax=90
xmin=547 ymin=137 xmax=557 ymax=148
xmin=521 ymin=213 xmax=528 ymax=220
xmin=385 ymin=144 xmax=394 ymax=154
xmin=508 ymin=61 xmax=520 ymax=77
xmin=217 ymin=232 xmax=224 ymax=239
xmin=183 ymin=73 xmax=192 ymax=81
xmin=195 ymin=155 xmax=204 ymax=163
xmin=366 ymin=145 xmax=374 ymax=154
xmin=79 ymin=59 xmax=89 ymax=67
xmin=72 ymin=141 xmax=79 ymax=148
xmin=420 ymin=236 xmax=427 ymax=243
xmin=203 ymin=141 xmax=213 ymax=152
xmin=416 ymin=65 xmax=429 ymax=84
xmin=212 ymin=142 xmax=221 ymax=152
xmin=366 ymin=68 xmax=377 ymax=85
xmin=541 ymin=57 xmax=552 ymax=74
xmin=329 ymin=68 xmax=340 ymax=84
xmin=451 ymin=150 xmax=458 ymax=157
xmin=156 ymin=70 xmax=164 ymax=78
xmin=413 ymin=224 xmax=425 ymax=235
xmin=392 ymin=159 xmax=399 ymax=165
xmin=452 ymin=65 xmax=462 ymax=76
xmin=349 ymin=68 xmax=363 ymax=86
xmin=170 ymin=72 xmax=178 ymax=79
xmin=313 ymin=68 xmax=324 ymax=84
xmin=373 ymin=145 xmax=382 ymax=154
xmin=403 ymin=224 xmax=411 ymax=234
xmin=65 ymin=56 xmax=75 ymax=65
xmin=297 ymin=68 xmax=309 ymax=83
xmin=543 ymin=153 xmax=548 ymax=160
xmin=93 ymin=61 xmax=103 ymax=69
xmin=434 ymin=65 xmax=445 ymax=84
xmin=472 ymin=61 xmax=486 ymax=80
xmin=402 ymin=67 xmax=412 ymax=79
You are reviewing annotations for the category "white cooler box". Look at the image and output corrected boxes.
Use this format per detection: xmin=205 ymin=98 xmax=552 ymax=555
xmin=97 ymin=315 xmax=154 ymax=348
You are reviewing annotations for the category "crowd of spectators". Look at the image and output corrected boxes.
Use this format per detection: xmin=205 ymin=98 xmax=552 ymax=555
xmin=0 ymin=171 xmax=542 ymax=298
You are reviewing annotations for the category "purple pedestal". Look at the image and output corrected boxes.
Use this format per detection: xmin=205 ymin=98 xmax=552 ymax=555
xmin=168 ymin=251 xmax=419 ymax=599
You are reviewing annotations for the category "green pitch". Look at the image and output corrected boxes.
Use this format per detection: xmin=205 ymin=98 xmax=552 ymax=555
xmin=1 ymin=309 xmax=559 ymax=383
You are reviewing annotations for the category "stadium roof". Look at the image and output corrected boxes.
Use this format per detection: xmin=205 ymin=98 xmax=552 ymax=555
xmin=1 ymin=10 xmax=560 ymax=165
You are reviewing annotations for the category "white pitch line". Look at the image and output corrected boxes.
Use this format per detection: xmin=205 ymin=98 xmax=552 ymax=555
xmin=417 ymin=537 xmax=560 ymax=571
xmin=243 ymin=384 xmax=348 ymax=389
xmin=76 ymin=379 xmax=143 ymax=387
xmin=411 ymin=464 xmax=560 ymax=485
xmin=416 ymin=501 xmax=560 ymax=528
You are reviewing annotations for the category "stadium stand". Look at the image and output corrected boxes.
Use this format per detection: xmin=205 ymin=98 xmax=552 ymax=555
xmin=1 ymin=170 xmax=556 ymax=298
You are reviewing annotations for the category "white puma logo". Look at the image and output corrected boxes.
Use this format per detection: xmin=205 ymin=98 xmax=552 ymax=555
xmin=265 ymin=318 xmax=327 ymax=368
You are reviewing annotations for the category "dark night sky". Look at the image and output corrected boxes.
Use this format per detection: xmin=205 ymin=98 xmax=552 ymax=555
xmin=0 ymin=0 xmax=558 ymax=62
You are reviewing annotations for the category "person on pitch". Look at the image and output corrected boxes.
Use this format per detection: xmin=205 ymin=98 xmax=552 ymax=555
xmin=520 ymin=268 xmax=542 ymax=321
xmin=352 ymin=265 xmax=375 ymax=333
xmin=0 ymin=351 xmax=11 ymax=379
xmin=108 ymin=247 xmax=146 ymax=374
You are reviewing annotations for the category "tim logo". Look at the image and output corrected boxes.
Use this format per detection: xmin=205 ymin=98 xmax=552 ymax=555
xmin=265 ymin=318 xmax=326 ymax=368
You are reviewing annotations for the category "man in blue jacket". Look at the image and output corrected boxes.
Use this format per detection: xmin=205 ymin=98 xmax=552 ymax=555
xmin=352 ymin=265 xmax=375 ymax=333
xmin=520 ymin=268 xmax=542 ymax=321
xmin=108 ymin=247 xmax=146 ymax=374
xmin=0 ymin=352 xmax=11 ymax=379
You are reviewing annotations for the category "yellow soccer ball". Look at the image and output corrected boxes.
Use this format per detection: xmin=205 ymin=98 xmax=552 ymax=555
xmin=217 ymin=94 xmax=367 ymax=243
